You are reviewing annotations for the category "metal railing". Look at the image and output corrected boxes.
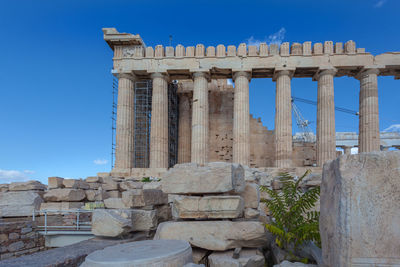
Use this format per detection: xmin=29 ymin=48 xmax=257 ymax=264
xmin=32 ymin=209 xmax=93 ymax=234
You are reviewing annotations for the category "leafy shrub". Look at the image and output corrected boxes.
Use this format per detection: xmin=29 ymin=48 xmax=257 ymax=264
xmin=260 ymin=170 xmax=320 ymax=254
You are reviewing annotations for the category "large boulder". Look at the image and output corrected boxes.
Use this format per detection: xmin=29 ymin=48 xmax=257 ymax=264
xmin=154 ymin=221 xmax=268 ymax=251
xmin=320 ymin=151 xmax=400 ymax=266
xmin=91 ymin=209 xmax=132 ymax=237
xmin=8 ymin=180 xmax=46 ymax=191
xmin=162 ymin=162 xmax=245 ymax=194
xmin=172 ymin=195 xmax=244 ymax=219
xmin=208 ymin=249 xmax=265 ymax=267
xmin=0 ymin=191 xmax=43 ymax=217
xmin=43 ymin=189 xmax=86 ymax=202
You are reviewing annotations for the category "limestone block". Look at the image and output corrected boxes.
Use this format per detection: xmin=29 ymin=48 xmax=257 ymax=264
xmin=48 ymin=177 xmax=64 ymax=189
xmin=120 ymin=181 xmax=144 ymax=190
xmin=237 ymin=43 xmax=247 ymax=57
xmin=290 ymin=43 xmax=302 ymax=55
xmin=186 ymin=46 xmax=195 ymax=57
xmin=86 ymin=189 xmax=107 ymax=201
xmin=216 ymin=44 xmax=225 ymax=57
xmin=323 ymin=41 xmax=333 ymax=54
xmin=312 ymin=43 xmax=323 ymax=55
xmin=280 ymin=42 xmax=290 ymax=56
xmin=154 ymin=221 xmax=268 ymax=251
xmin=161 ymin=162 xmax=245 ymax=194
xmin=145 ymin=47 xmax=154 ymax=58
xmin=155 ymin=45 xmax=164 ymax=58
xmin=302 ymin=41 xmax=312 ymax=55
xmin=63 ymin=179 xmax=89 ymax=189
xmin=206 ymin=46 xmax=215 ymax=57
xmin=156 ymin=204 xmax=171 ymax=223
xmin=101 ymin=178 xmax=119 ymax=191
xmin=171 ymin=195 xmax=244 ymax=219
xmin=165 ymin=46 xmax=174 ymax=57
xmin=9 ymin=180 xmax=46 ymax=191
xmin=88 ymin=182 xmax=101 ymax=189
xmin=334 ymin=42 xmax=343 ymax=54
xmin=142 ymin=181 xmax=161 ymax=190
xmin=43 ymin=189 xmax=86 ymax=202
xmin=320 ymin=151 xmax=400 ymax=266
xmin=97 ymin=172 xmax=110 ymax=178
xmin=131 ymin=209 xmax=158 ymax=231
xmin=244 ymin=208 xmax=260 ymax=219
xmin=122 ymin=189 xmax=167 ymax=208
xmin=176 ymin=44 xmax=185 ymax=57
xmin=104 ymin=198 xmax=129 ymax=209
xmin=208 ymin=249 xmax=265 ymax=267
xmin=227 ymin=45 xmax=236 ymax=56
xmin=91 ymin=209 xmax=132 ymax=237
xmin=344 ymin=40 xmax=356 ymax=54
xmin=85 ymin=176 xmax=100 ymax=183
xmin=184 ymin=263 xmax=205 ymax=267
xmin=273 ymin=261 xmax=317 ymax=267
xmin=269 ymin=44 xmax=279 ymax=55
xmin=106 ymin=190 xmax=121 ymax=198
xmin=81 ymin=240 xmax=192 ymax=267
xmin=196 ymin=44 xmax=205 ymax=57
xmin=248 ymin=45 xmax=258 ymax=56
xmin=240 ymin=183 xmax=260 ymax=208
xmin=39 ymin=202 xmax=83 ymax=214
xmin=0 ymin=184 xmax=9 ymax=192
xmin=192 ymin=248 xmax=208 ymax=264
xmin=0 ymin=191 xmax=43 ymax=217
xmin=259 ymin=43 xmax=268 ymax=56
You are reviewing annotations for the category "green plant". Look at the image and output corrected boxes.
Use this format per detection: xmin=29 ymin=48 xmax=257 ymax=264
xmin=260 ymin=170 xmax=320 ymax=254
xmin=141 ymin=177 xmax=151 ymax=182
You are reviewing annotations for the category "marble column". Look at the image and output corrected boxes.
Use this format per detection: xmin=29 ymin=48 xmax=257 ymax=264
xmin=343 ymin=146 xmax=352 ymax=155
xmin=316 ymin=68 xmax=337 ymax=166
xmin=274 ymin=70 xmax=293 ymax=168
xmin=233 ymin=71 xmax=251 ymax=166
xmin=115 ymin=74 xmax=135 ymax=170
xmin=149 ymin=73 xmax=169 ymax=168
xmin=178 ymin=93 xmax=191 ymax=163
xmin=358 ymin=69 xmax=380 ymax=153
xmin=191 ymin=72 xmax=209 ymax=165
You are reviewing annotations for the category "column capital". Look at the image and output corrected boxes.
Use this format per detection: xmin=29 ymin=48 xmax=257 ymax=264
xmin=117 ymin=72 xmax=136 ymax=80
xmin=233 ymin=71 xmax=251 ymax=82
xmin=192 ymin=71 xmax=210 ymax=81
xmin=312 ymin=67 xmax=337 ymax=81
xmin=150 ymin=72 xmax=169 ymax=81
xmin=355 ymin=66 xmax=382 ymax=80
xmin=272 ymin=68 xmax=295 ymax=81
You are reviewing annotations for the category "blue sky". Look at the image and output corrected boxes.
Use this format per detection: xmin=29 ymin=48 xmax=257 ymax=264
xmin=0 ymin=0 xmax=399 ymax=184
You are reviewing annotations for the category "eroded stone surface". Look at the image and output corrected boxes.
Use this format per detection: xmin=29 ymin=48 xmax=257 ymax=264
xmin=0 ymin=191 xmax=43 ymax=217
xmin=320 ymin=151 xmax=400 ymax=266
xmin=162 ymin=162 xmax=245 ymax=194
xmin=9 ymin=181 xmax=46 ymax=191
xmin=91 ymin=209 xmax=132 ymax=237
xmin=43 ymin=189 xmax=86 ymax=202
xmin=122 ymin=189 xmax=167 ymax=208
xmin=209 ymin=249 xmax=265 ymax=267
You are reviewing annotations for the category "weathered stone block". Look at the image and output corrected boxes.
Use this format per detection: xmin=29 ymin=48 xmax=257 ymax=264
xmin=86 ymin=189 xmax=107 ymax=201
xmin=104 ymin=198 xmax=128 ymax=209
xmin=91 ymin=209 xmax=132 ymax=237
xmin=85 ymin=176 xmax=101 ymax=183
xmin=208 ymin=249 xmax=265 ymax=267
xmin=162 ymin=162 xmax=245 ymax=194
xmin=122 ymin=189 xmax=167 ymax=208
xmin=63 ymin=179 xmax=89 ymax=189
xmin=106 ymin=190 xmax=121 ymax=198
xmin=40 ymin=202 xmax=83 ymax=213
xmin=240 ymin=183 xmax=260 ymax=209
xmin=171 ymin=195 xmax=244 ymax=219
xmin=244 ymin=208 xmax=260 ymax=219
xmin=155 ymin=221 xmax=268 ymax=251
xmin=0 ymin=184 xmax=9 ymax=192
xmin=9 ymin=181 xmax=46 ymax=191
xmin=48 ymin=177 xmax=64 ymax=189
xmin=119 ymin=181 xmax=144 ymax=190
xmin=101 ymin=178 xmax=119 ymax=191
xmin=142 ymin=181 xmax=161 ymax=190
xmin=320 ymin=151 xmax=400 ymax=266
xmin=43 ymin=189 xmax=85 ymax=202
xmin=131 ymin=209 xmax=158 ymax=231
xmin=0 ymin=191 xmax=43 ymax=217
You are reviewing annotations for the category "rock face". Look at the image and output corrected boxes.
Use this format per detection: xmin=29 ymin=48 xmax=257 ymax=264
xmin=172 ymin=195 xmax=244 ymax=219
xmin=43 ymin=189 xmax=86 ymax=202
xmin=81 ymin=240 xmax=193 ymax=267
xmin=162 ymin=162 xmax=245 ymax=194
xmin=154 ymin=221 xmax=268 ymax=251
xmin=320 ymin=151 xmax=400 ymax=266
xmin=91 ymin=209 xmax=132 ymax=237
xmin=8 ymin=181 xmax=46 ymax=191
xmin=0 ymin=191 xmax=43 ymax=217
xmin=208 ymin=249 xmax=265 ymax=267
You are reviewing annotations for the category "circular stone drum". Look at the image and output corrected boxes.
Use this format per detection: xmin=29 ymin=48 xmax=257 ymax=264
xmin=81 ymin=239 xmax=193 ymax=267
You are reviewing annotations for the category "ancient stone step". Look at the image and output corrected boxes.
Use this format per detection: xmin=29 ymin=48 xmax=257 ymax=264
xmin=154 ymin=221 xmax=268 ymax=251
xmin=0 ymin=191 xmax=43 ymax=217
xmin=161 ymin=162 xmax=245 ymax=194
xmin=171 ymin=195 xmax=244 ymax=219
xmin=81 ymin=240 xmax=193 ymax=267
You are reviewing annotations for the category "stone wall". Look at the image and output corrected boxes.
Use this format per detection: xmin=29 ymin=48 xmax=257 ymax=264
xmin=0 ymin=218 xmax=45 ymax=260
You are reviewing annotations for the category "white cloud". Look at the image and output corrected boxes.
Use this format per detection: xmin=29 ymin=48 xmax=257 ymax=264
xmin=374 ymin=0 xmax=387 ymax=7
xmin=0 ymin=169 xmax=35 ymax=183
xmin=246 ymin=27 xmax=286 ymax=47
xmin=351 ymin=147 xmax=359 ymax=154
xmin=94 ymin=159 xmax=108 ymax=165
xmin=383 ymin=124 xmax=400 ymax=132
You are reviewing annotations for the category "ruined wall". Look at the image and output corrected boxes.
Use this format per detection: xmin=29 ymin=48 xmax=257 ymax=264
xmin=249 ymin=116 xmax=275 ymax=168
xmin=292 ymin=142 xmax=317 ymax=167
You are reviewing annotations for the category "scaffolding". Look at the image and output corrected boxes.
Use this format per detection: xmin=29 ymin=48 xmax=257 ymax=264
xmin=134 ymin=81 xmax=153 ymax=168
xmin=111 ymin=77 xmax=118 ymax=169
xmin=168 ymin=82 xmax=179 ymax=167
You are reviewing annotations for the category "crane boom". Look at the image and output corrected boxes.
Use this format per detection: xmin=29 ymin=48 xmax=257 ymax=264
xmin=292 ymin=96 xmax=359 ymax=116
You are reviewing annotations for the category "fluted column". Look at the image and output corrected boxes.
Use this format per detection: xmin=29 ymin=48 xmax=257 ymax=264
xmin=178 ymin=93 xmax=192 ymax=163
xmin=114 ymin=74 xmax=135 ymax=170
xmin=274 ymin=70 xmax=293 ymax=167
xmin=149 ymin=73 xmax=169 ymax=168
xmin=358 ymin=68 xmax=380 ymax=152
xmin=316 ymin=68 xmax=337 ymax=166
xmin=191 ymin=72 xmax=209 ymax=165
xmin=233 ymin=71 xmax=251 ymax=166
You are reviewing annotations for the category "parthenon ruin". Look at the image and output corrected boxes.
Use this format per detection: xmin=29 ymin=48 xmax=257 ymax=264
xmin=103 ymin=28 xmax=400 ymax=174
